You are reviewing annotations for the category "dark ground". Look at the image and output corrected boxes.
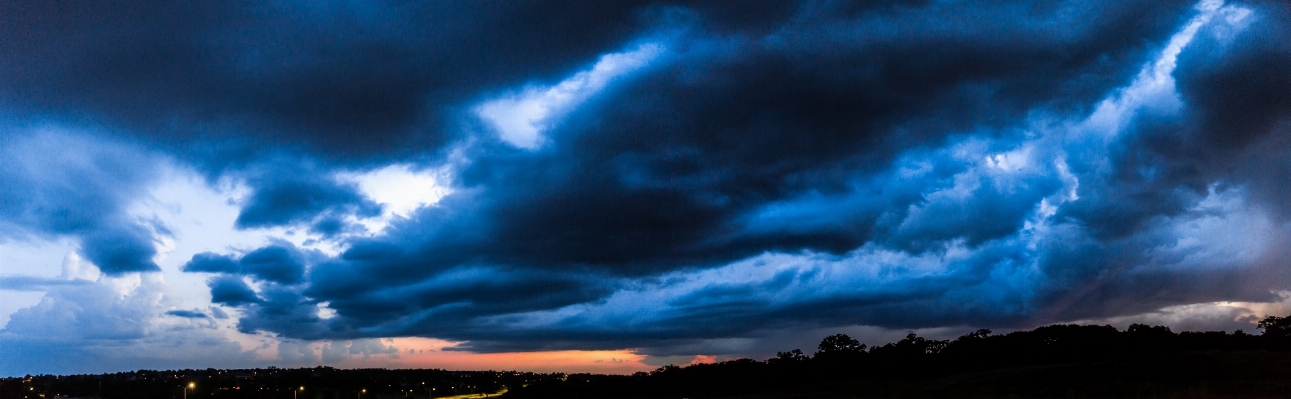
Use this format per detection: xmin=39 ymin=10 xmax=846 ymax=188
xmin=705 ymin=351 xmax=1291 ymax=399
xmin=6 ymin=315 xmax=1291 ymax=399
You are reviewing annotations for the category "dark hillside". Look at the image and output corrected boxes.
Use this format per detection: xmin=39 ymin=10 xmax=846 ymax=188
xmin=503 ymin=315 xmax=1291 ymax=399
xmin=3 ymin=316 xmax=1288 ymax=399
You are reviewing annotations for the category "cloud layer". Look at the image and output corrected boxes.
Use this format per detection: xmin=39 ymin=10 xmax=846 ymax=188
xmin=3 ymin=0 xmax=1291 ymax=373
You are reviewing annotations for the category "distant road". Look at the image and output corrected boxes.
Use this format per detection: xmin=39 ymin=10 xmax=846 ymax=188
xmin=433 ymin=387 xmax=508 ymax=399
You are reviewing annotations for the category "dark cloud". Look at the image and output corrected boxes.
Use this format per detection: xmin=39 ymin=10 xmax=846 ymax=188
xmin=1027 ymin=0 xmax=1291 ymax=325
xmin=1169 ymin=0 xmax=1291 ymax=216
xmin=234 ymin=174 xmax=382 ymax=233
xmin=0 ymin=1 xmax=673 ymax=163
xmin=1175 ymin=1 xmax=1291 ymax=152
xmin=78 ymin=224 xmax=164 ymax=274
xmin=10 ymin=0 xmax=1291 ymax=361
xmin=232 ymin=285 xmax=324 ymax=337
xmin=0 ymin=0 xmax=970 ymax=239
xmin=443 ymin=0 xmax=1194 ymax=274
xmin=181 ymin=253 xmax=241 ymax=274
xmin=1056 ymin=2 xmax=1291 ymax=242
xmin=208 ymin=276 xmax=261 ymax=306
xmin=165 ymin=309 xmax=209 ymax=319
xmin=238 ymin=245 xmax=308 ymax=285
xmin=183 ymin=243 xmax=310 ymax=285
xmin=881 ymin=171 xmax=1065 ymax=252
xmin=183 ymin=0 xmax=1286 ymax=353
xmin=0 ymin=0 xmax=679 ymax=245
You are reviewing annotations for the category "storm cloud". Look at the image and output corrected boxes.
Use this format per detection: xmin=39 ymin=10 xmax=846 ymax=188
xmin=3 ymin=0 xmax=1291 ymax=369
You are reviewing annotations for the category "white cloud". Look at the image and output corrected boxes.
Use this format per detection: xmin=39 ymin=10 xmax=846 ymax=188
xmin=0 ymin=272 xmax=259 ymax=375
xmin=475 ymin=43 xmax=665 ymax=149
xmin=1080 ymin=0 xmax=1250 ymax=139
xmin=1071 ymin=291 xmax=1291 ymax=333
xmin=339 ymin=163 xmax=453 ymax=233
xmin=0 ymin=238 xmax=79 ymax=326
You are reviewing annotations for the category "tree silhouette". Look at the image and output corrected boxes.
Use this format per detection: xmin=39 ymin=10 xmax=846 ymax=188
xmin=769 ymin=349 xmax=809 ymax=365
xmin=1258 ymin=315 xmax=1291 ymax=349
xmin=816 ymin=334 xmax=866 ymax=356
xmin=1257 ymin=315 xmax=1290 ymax=338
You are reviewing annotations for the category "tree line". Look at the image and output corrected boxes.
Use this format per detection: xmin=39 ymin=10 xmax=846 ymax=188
xmin=503 ymin=314 xmax=1291 ymax=399
xmin=4 ymin=315 xmax=1288 ymax=398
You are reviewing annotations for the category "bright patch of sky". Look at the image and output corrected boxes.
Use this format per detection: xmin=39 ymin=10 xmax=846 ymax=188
xmin=339 ymin=164 xmax=452 ymax=233
xmin=1073 ymin=291 xmax=1291 ymax=332
xmin=3 ymin=158 xmax=306 ymax=348
xmin=475 ymin=43 xmax=665 ymax=149
xmin=0 ymin=239 xmax=78 ymax=326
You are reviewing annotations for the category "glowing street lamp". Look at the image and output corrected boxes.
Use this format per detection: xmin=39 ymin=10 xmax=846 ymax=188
xmin=296 ymin=386 xmax=304 ymax=399
xmin=184 ymin=383 xmax=195 ymax=399
xmin=358 ymin=389 xmax=365 ymax=399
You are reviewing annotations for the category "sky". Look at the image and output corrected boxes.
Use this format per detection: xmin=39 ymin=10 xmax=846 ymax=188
xmin=2 ymin=0 xmax=1291 ymax=377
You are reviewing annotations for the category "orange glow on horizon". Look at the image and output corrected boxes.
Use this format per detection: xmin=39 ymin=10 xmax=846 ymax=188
xmin=321 ymin=337 xmax=655 ymax=375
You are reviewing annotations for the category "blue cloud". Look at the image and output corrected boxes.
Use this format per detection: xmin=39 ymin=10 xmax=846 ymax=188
xmin=0 ymin=131 xmax=162 ymax=275
xmin=182 ymin=243 xmax=309 ymax=285
xmin=165 ymin=309 xmax=208 ymax=319
xmin=238 ymin=245 xmax=307 ymax=285
xmin=181 ymin=253 xmax=240 ymax=274
xmin=7 ymin=0 xmax=1291 ymax=366
xmin=78 ymin=224 xmax=163 ymax=274
xmin=223 ymin=1 xmax=1291 ymax=355
xmin=208 ymin=276 xmax=261 ymax=306
xmin=193 ymin=0 xmax=1270 ymax=351
xmin=235 ymin=175 xmax=382 ymax=233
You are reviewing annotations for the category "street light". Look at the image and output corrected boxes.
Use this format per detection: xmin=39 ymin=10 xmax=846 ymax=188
xmin=296 ymin=386 xmax=304 ymax=399
xmin=358 ymin=389 xmax=365 ymax=399
xmin=185 ymin=383 xmax=195 ymax=399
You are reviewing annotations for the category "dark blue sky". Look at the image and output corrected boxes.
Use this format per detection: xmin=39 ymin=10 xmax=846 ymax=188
xmin=3 ymin=0 xmax=1291 ymax=375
